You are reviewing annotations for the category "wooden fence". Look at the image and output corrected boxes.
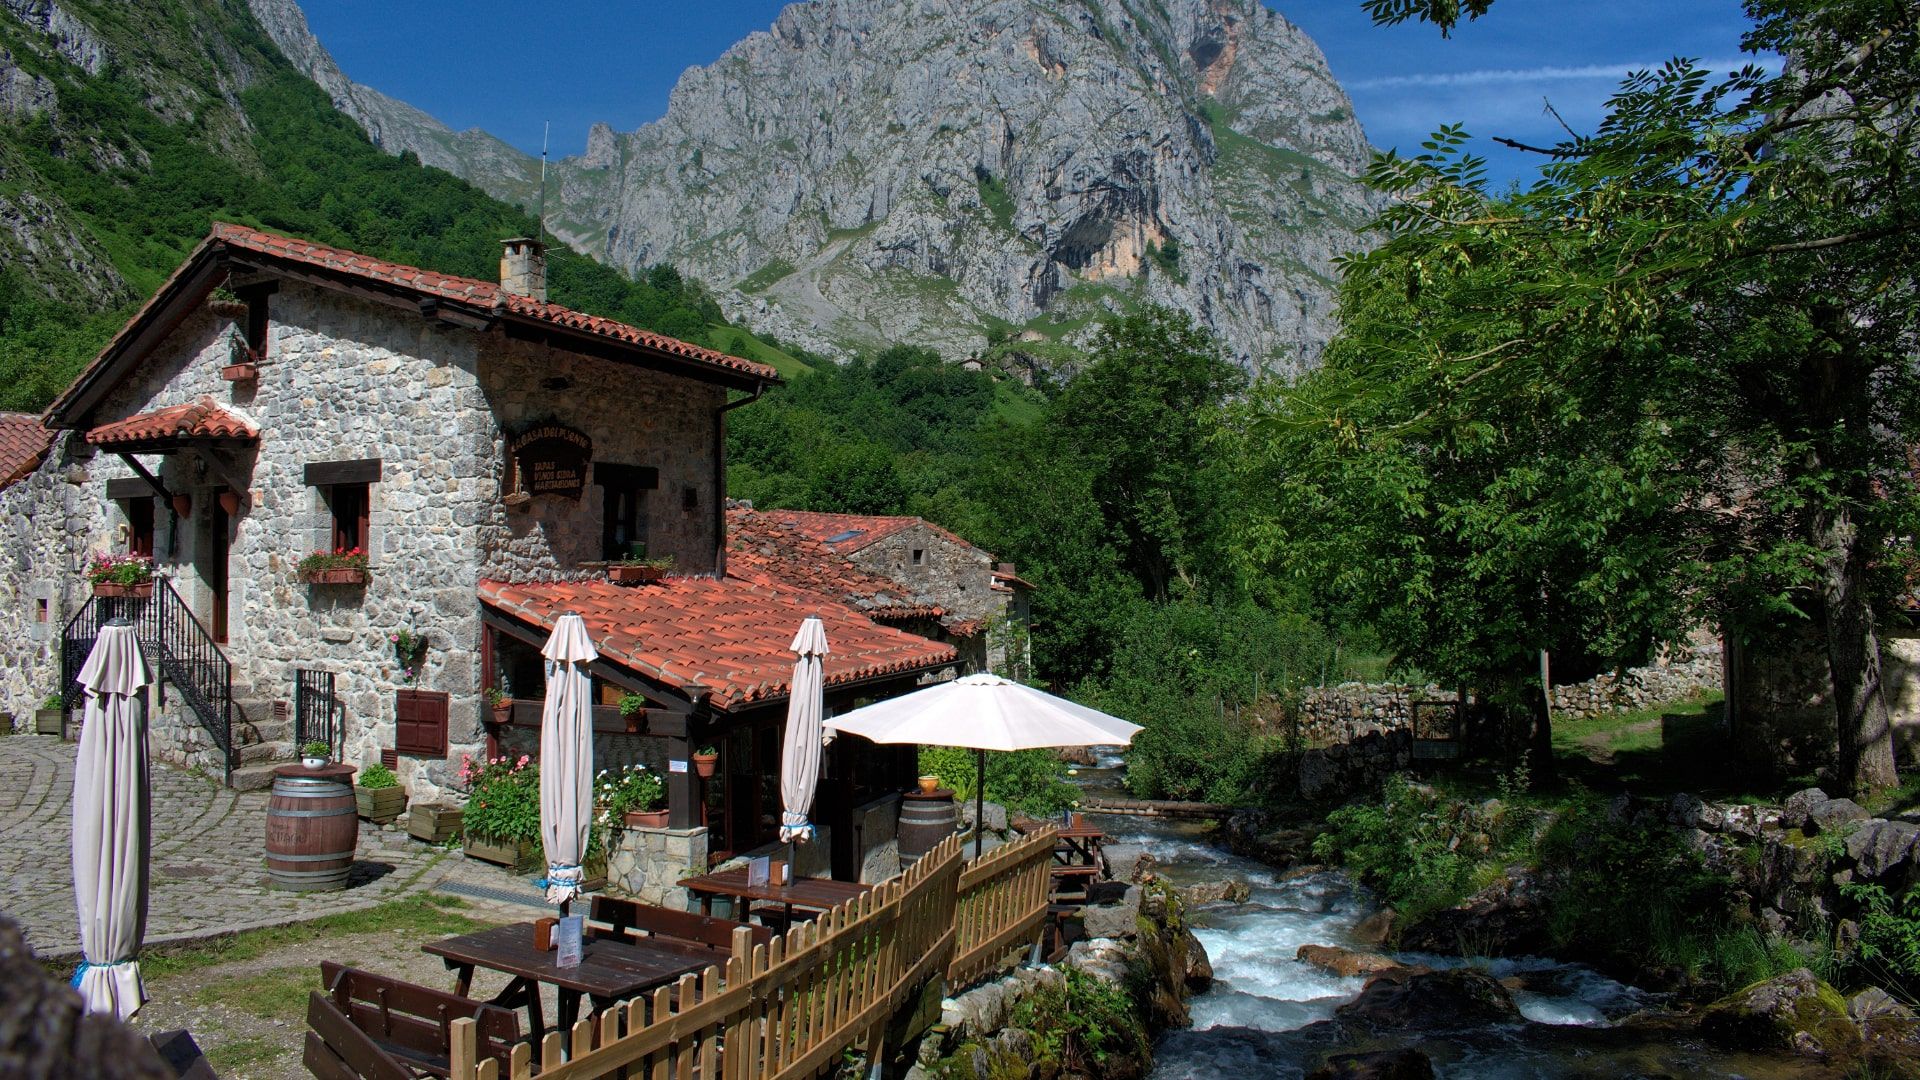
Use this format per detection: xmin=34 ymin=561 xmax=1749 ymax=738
xmin=447 ymin=826 xmax=1059 ymax=1080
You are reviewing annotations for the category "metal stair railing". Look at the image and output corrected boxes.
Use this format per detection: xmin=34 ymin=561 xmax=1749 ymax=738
xmin=61 ymin=575 xmax=233 ymax=782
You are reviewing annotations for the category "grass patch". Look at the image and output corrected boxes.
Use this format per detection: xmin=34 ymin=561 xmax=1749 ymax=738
xmin=204 ymin=1036 xmax=283 ymax=1075
xmin=704 ymin=324 xmax=814 ymax=379
xmin=975 ymin=170 xmax=1015 ymax=231
xmin=137 ymin=894 xmax=482 ymax=979
xmin=1552 ymin=691 xmax=1736 ymax=795
xmin=189 ymin=966 xmax=316 ymax=1019
xmin=736 ymin=259 xmax=796 ymax=294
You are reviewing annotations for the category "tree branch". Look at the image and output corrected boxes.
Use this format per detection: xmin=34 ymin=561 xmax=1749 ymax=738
xmin=1492 ymin=135 xmax=1582 ymax=158
xmin=1757 ymin=225 xmax=1900 ymax=255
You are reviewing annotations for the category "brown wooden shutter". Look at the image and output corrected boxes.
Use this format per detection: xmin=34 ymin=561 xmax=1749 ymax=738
xmin=394 ymin=689 xmax=449 ymax=756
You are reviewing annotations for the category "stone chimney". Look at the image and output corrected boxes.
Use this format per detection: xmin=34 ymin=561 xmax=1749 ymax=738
xmin=500 ymin=237 xmax=547 ymax=300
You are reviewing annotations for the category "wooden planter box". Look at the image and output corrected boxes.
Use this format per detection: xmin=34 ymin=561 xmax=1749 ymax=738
xmin=607 ymin=564 xmax=667 ymax=585
xmin=354 ymin=785 xmax=407 ymax=824
xmin=622 ymin=809 xmax=670 ymax=829
xmin=221 ymin=362 xmax=258 ymax=383
xmin=406 ymin=803 xmax=462 ymax=844
xmin=463 ymin=834 xmax=538 ymax=871
xmin=92 ymin=581 xmax=153 ymax=599
xmin=207 ymin=299 xmax=250 ymax=320
xmin=302 ymin=567 xmax=369 ymax=585
xmin=34 ymin=708 xmax=63 ymax=736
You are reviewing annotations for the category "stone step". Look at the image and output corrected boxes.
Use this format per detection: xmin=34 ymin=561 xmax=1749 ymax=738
xmin=233 ymin=739 xmax=291 ymax=767
xmin=228 ymin=762 xmax=282 ymax=792
xmin=233 ymin=717 xmax=293 ymax=745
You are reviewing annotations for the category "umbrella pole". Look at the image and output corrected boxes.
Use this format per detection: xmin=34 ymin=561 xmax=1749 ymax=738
xmin=974 ymin=749 xmax=986 ymax=859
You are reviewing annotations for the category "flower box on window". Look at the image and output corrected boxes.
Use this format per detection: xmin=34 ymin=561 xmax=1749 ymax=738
xmin=221 ymin=362 xmax=258 ymax=383
xmin=298 ymin=547 xmax=369 ymax=584
xmin=92 ymin=581 xmax=154 ymax=599
xmin=85 ymin=553 xmax=153 ymax=599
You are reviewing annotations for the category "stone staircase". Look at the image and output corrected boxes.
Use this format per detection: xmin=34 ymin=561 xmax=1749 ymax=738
xmin=225 ymin=682 xmax=295 ymax=791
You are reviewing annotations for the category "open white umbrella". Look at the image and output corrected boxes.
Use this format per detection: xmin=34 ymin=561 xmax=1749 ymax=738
xmin=71 ymin=618 xmax=152 ymax=1020
xmin=538 ymin=612 xmax=597 ymax=910
xmin=824 ymin=673 xmax=1141 ymax=856
xmin=778 ymin=617 xmax=830 ymax=844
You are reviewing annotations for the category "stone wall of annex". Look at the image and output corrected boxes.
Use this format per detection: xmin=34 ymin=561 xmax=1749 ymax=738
xmin=0 ymin=439 xmax=112 ymax=726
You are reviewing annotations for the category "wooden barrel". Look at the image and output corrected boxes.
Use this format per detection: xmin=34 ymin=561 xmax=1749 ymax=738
xmin=898 ymin=789 xmax=957 ymax=865
xmin=265 ymin=764 xmax=358 ymax=891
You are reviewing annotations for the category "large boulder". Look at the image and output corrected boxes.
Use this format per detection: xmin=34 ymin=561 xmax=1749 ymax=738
xmin=1810 ymin=798 xmax=1870 ymax=835
xmin=1699 ymin=968 xmax=1862 ymax=1058
xmin=1337 ymin=969 xmax=1520 ymax=1031
xmin=1296 ymin=944 xmax=1417 ymax=980
xmin=1102 ymin=843 xmax=1153 ymax=884
xmin=1396 ymin=868 xmax=1550 ymax=956
xmin=1080 ymin=885 xmax=1143 ymax=940
xmin=1178 ymin=879 xmax=1252 ymax=906
xmin=1352 ymin=908 xmax=1397 ymax=947
xmin=1847 ymin=819 xmax=1920 ymax=882
xmin=1307 ymin=1048 xmax=1435 ymax=1080
xmin=1782 ymin=787 xmax=1831 ymax=832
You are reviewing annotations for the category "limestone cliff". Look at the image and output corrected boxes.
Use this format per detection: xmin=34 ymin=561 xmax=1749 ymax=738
xmin=253 ymin=0 xmax=1377 ymax=372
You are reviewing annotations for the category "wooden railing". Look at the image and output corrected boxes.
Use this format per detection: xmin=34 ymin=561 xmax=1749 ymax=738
xmin=948 ymin=824 xmax=1057 ymax=987
xmin=445 ymin=827 xmax=1060 ymax=1080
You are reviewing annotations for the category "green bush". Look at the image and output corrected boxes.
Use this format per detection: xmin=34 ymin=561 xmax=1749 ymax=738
xmin=355 ymin=762 xmax=399 ymax=790
xmin=1313 ymin=776 xmax=1523 ymax=925
xmin=1844 ymin=882 xmax=1920 ymax=995
xmin=917 ymin=746 xmax=1075 ymax=816
xmin=1008 ymin=966 xmax=1149 ymax=1075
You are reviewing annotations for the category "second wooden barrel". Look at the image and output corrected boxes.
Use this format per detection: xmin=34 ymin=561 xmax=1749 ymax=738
xmin=898 ymin=789 xmax=958 ymax=865
xmin=265 ymin=763 xmax=358 ymax=891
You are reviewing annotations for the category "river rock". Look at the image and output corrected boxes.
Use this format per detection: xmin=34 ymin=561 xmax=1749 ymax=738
xmin=1700 ymin=968 xmax=1862 ymax=1058
xmin=960 ymin=799 xmax=1009 ymax=834
xmin=1846 ymin=819 xmax=1920 ymax=881
xmin=1102 ymin=843 xmax=1153 ymax=883
xmin=1295 ymin=944 xmax=1414 ymax=980
xmin=1810 ymin=797 xmax=1870 ymax=835
xmin=1352 ymin=908 xmax=1397 ymax=947
xmin=1337 ymin=969 xmax=1520 ymax=1031
xmin=1307 ymin=1049 xmax=1435 ymax=1080
xmin=1783 ymin=787 xmax=1831 ymax=832
xmin=1080 ymin=885 xmax=1142 ymax=940
xmin=1185 ymin=932 xmax=1214 ymax=993
xmin=1397 ymin=868 xmax=1550 ymax=956
xmin=1178 ymin=879 xmax=1252 ymax=906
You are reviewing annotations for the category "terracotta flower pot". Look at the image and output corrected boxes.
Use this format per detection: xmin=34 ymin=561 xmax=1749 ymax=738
xmin=918 ymin=775 xmax=941 ymax=795
xmin=490 ymin=703 xmax=512 ymax=726
xmin=221 ymin=362 xmax=258 ymax=383
xmin=207 ymin=299 xmax=250 ymax=319
xmin=218 ymin=491 xmax=242 ymax=515
xmin=693 ymin=753 xmax=718 ymax=779
xmin=607 ymin=563 xmax=666 ymax=584
xmin=171 ymin=493 xmax=192 ymax=518
xmin=302 ymin=567 xmax=368 ymax=585
xmin=622 ymin=809 xmax=670 ymax=828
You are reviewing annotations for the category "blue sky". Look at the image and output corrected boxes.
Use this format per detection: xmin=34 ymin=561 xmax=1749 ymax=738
xmin=300 ymin=0 xmax=1766 ymax=190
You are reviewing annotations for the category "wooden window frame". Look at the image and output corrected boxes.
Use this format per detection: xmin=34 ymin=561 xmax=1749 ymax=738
xmin=595 ymin=463 xmax=658 ymax=562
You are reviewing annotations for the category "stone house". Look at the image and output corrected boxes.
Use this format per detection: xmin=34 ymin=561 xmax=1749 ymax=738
xmin=0 ymin=224 xmax=958 ymax=896
xmin=730 ymin=507 xmax=1034 ymax=676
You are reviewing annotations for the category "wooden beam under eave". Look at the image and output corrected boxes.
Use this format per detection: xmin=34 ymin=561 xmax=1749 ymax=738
xmin=115 ymin=453 xmax=169 ymax=500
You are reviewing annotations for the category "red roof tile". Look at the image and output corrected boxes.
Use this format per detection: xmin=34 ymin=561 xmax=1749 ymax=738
xmin=0 ymin=412 xmax=53 ymax=489
xmin=751 ymin=508 xmax=978 ymax=556
xmin=207 ymin=224 xmax=779 ymax=384
xmin=478 ymin=575 xmax=957 ymax=710
xmin=726 ymin=505 xmax=946 ymax=620
xmin=85 ymin=398 xmax=257 ymax=448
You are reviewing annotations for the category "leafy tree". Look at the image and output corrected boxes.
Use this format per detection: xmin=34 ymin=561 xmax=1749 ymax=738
xmin=1251 ymin=0 xmax=1920 ymax=791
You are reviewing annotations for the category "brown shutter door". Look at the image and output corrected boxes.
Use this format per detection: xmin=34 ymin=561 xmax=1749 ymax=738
xmin=417 ymin=691 xmax=449 ymax=756
xmin=394 ymin=689 xmax=419 ymax=754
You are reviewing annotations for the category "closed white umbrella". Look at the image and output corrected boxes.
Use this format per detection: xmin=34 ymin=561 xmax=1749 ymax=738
xmin=538 ymin=612 xmax=598 ymax=910
xmin=778 ymin=617 xmax=830 ymax=844
xmin=70 ymin=618 xmax=151 ymax=1020
xmin=825 ymin=673 xmax=1141 ymax=856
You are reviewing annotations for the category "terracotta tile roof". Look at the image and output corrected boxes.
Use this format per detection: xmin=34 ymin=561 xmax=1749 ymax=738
xmin=207 ymin=223 xmax=779 ymax=384
xmin=478 ymin=575 xmax=957 ymax=710
xmin=85 ymin=397 xmax=257 ymax=447
xmin=749 ymin=508 xmax=978 ymax=555
xmin=0 ymin=412 xmax=53 ymax=488
xmin=726 ymin=506 xmax=946 ymax=620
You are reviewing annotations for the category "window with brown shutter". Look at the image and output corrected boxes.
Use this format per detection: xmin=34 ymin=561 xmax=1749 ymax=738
xmin=394 ymin=689 xmax=449 ymax=756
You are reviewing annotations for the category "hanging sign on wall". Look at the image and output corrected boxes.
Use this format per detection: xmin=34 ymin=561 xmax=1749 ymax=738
xmin=509 ymin=422 xmax=592 ymax=500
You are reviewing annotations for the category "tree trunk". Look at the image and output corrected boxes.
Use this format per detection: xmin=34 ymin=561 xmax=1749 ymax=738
xmin=1816 ymin=501 xmax=1898 ymax=796
xmin=1524 ymin=680 xmax=1558 ymax=789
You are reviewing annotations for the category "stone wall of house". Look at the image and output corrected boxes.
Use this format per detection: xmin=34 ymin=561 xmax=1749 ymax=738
xmin=0 ymin=279 xmax=728 ymax=800
xmin=609 ymin=824 xmax=709 ymax=910
xmin=847 ymin=525 xmax=1010 ymax=671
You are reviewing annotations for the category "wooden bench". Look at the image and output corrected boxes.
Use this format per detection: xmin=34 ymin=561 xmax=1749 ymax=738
xmin=304 ymin=961 xmax=522 ymax=1079
xmin=587 ymin=895 xmax=772 ymax=955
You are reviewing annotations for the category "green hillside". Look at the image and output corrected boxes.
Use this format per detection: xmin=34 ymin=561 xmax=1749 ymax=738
xmin=0 ymin=1 xmax=745 ymax=410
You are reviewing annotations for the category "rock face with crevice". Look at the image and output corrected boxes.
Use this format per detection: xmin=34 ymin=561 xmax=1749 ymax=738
xmin=252 ymin=0 xmax=1377 ymax=372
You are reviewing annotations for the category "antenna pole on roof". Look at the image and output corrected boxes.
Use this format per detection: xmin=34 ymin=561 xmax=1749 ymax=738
xmin=536 ymin=120 xmax=550 ymax=245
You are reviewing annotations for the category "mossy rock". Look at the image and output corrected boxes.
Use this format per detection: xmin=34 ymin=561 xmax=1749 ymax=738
xmin=1699 ymin=968 xmax=1862 ymax=1058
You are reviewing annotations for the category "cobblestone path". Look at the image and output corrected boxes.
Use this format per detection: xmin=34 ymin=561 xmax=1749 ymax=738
xmin=0 ymin=736 xmax=538 ymax=956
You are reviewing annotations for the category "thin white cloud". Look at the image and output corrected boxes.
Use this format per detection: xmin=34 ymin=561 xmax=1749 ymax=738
xmin=1351 ymin=57 xmax=1777 ymax=91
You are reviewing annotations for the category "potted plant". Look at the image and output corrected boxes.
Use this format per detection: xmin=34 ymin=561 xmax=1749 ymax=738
xmin=607 ymin=547 xmax=674 ymax=585
xmin=918 ymin=774 xmax=941 ymax=795
xmin=300 ymin=740 xmax=330 ymax=768
xmin=353 ymin=761 xmax=407 ymax=824
xmin=389 ymin=627 xmax=426 ymax=684
xmin=617 ymin=692 xmax=646 ymax=733
xmin=484 ymin=687 xmax=512 ymax=726
xmin=460 ymin=754 xmax=540 ymax=869
xmin=34 ymin=693 xmax=64 ymax=736
xmin=86 ymin=553 xmax=154 ymax=599
xmin=596 ymin=764 xmax=667 ymax=828
xmin=206 ymin=284 xmax=250 ymax=321
xmin=298 ymin=546 xmax=368 ymax=585
xmin=693 ymin=745 xmax=719 ymax=779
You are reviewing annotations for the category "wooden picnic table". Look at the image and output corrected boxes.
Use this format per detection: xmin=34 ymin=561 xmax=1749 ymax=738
xmin=1054 ymin=822 xmax=1106 ymax=868
xmin=680 ymin=868 xmax=873 ymax=925
xmin=423 ymin=922 xmax=715 ymax=1047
